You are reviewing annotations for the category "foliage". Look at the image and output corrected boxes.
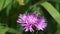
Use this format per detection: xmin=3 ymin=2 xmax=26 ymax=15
xmin=0 ymin=0 xmax=60 ymax=34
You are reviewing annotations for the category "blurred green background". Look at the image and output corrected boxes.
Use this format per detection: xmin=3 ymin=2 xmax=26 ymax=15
xmin=0 ymin=0 xmax=60 ymax=34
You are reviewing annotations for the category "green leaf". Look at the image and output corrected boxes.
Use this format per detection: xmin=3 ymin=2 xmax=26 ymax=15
xmin=0 ymin=0 xmax=12 ymax=11
xmin=0 ymin=0 xmax=4 ymax=11
xmin=8 ymin=26 xmax=23 ymax=34
xmin=40 ymin=1 xmax=60 ymax=34
xmin=17 ymin=0 xmax=24 ymax=5
xmin=0 ymin=26 xmax=8 ymax=34
xmin=6 ymin=4 xmax=12 ymax=16
xmin=3 ymin=0 xmax=12 ymax=8
xmin=25 ymin=0 xmax=30 ymax=4
xmin=40 ymin=2 xmax=60 ymax=25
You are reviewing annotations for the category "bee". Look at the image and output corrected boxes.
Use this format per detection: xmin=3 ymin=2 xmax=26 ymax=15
xmin=33 ymin=11 xmax=40 ymax=16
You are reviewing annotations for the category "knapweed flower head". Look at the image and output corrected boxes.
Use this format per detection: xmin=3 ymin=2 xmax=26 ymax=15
xmin=17 ymin=13 xmax=47 ymax=32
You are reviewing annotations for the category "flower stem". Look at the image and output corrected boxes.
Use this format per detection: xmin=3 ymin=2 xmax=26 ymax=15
xmin=36 ymin=31 xmax=38 ymax=34
xmin=31 ymin=31 xmax=38 ymax=34
xmin=31 ymin=32 xmax=34 ymax=34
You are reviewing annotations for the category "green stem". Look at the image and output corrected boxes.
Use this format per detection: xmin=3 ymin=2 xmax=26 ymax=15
xmin=31 ymin=31 xmax=38 ymax=34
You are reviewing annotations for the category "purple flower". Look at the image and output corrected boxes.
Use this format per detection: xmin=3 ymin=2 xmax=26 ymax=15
xmin=17 ymin=13 xmax=47 ymax=32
